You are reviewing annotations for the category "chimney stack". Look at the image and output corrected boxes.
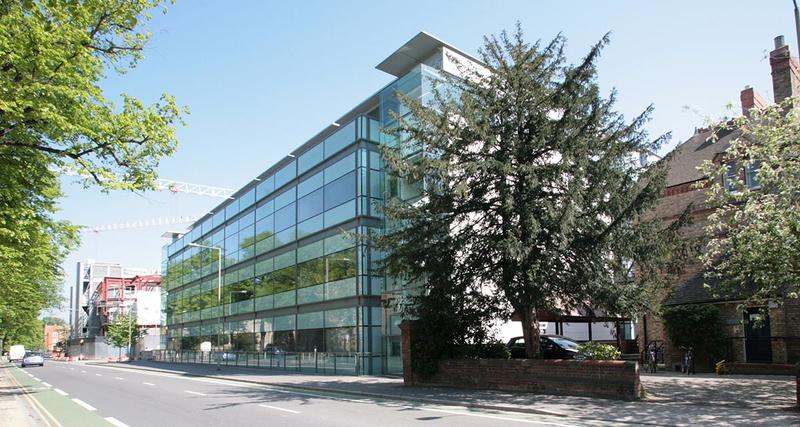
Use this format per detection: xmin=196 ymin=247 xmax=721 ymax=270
xmin=770 ymin=34 xmax=800 ymax=108
xmin=740 ymin=85 xmax=767 ymax=116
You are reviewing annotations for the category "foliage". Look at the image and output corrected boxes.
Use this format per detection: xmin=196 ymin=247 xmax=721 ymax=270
xmin=404 ymin=231 xmax=503 ymax=376
xmin=41 ymin=316 xmax=66 ymax=326
xmin=105 ymin=312 xmax=142 ymax=349
xmin=0 ymin=0 xmax=186 ymax=190
xmin=698 ymin=100 xmax=800 ymax=307
xmin=577 ymin=341 xmax=620 ymax=360
xmin=0 ymin=0 xmax=183 ymax=352
xmin=662 ymin=304 xmax=727 ymax=362
xmin=0 ymin=148 xmax=78 ymax=352
xmin=376 ymin=24 xmax=690 ymax=359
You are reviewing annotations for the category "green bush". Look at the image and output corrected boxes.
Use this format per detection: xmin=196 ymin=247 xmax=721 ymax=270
xmin=578 ymin=341 xmax=621 ymax=360
xmin=662 ymin=304 xmax=727 ymax=363
xmin=459 ymin=341 xmax=511 ymax=359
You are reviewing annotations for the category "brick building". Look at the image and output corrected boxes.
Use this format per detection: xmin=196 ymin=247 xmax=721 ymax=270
xmin=638 ymin=36 xmax=800 ymax=370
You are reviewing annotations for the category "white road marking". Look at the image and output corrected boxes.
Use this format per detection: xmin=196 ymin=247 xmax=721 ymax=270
xmin=88 ymin=364 xmax=569 ymax=424
xmin=70 ymin=368 xmax=75 ymax=370
xmin=95 ymin=373 xmax=102 ymax=377
xmin=258 ymin=404 xmax=300 ymax=414
xmin=32 ymin=377 xmax=40 ymax=382
xmin=54 ymin=388 xmax=68 ymax=396
xmin=81 ymin=370 xmax=87 ymax=373
xmin=421 ymin=407 xmax=577 ymax=426
xmin=142 ymin=382 xmax=155 ymax=386
xmin=105 ymin=417 xmax=130 ymax=427
xmin=114 ymin=377 xmax=124 ymax=380
xmin=71 ymin=398 xmax=96 ymax=411
xmin=41 ymin=382 xmax=52 ymax=388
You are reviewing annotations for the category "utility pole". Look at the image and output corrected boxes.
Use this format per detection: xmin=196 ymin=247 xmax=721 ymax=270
xmin=794 ymin=0 xmax=800 ymax=56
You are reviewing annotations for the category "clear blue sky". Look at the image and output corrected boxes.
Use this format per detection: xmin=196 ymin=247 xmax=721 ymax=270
xmin=48 ymin=0 xmax=798 ymax=319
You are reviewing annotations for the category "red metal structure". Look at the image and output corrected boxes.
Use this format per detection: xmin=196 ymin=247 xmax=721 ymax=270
xmin=96 ymin=275 xmax=161 ymax=335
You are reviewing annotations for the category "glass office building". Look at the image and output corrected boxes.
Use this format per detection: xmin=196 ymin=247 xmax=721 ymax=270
xmin=160 ymin=32 xmax=483 ymax=375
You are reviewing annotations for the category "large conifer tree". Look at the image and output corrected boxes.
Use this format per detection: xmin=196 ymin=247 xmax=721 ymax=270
xmin=378 ymin=26 xmax=689 ymax=358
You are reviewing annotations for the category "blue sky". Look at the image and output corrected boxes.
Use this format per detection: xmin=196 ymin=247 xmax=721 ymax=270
xmin=49 ymin=0 xmax=798 ymax=319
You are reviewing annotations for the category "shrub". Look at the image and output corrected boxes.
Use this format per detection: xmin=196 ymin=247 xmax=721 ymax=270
xmin=578 ymin=341 xmax=621 ymax=360
xmin=662 ymin=304 xmax=727 ymax=363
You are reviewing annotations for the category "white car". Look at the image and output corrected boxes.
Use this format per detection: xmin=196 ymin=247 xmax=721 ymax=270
xmin=21 ymin=352 xmax=44 ymax=367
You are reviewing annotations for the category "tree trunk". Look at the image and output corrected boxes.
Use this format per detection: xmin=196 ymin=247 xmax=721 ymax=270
xmin=520 ymin=307 xmax=541 ymax=358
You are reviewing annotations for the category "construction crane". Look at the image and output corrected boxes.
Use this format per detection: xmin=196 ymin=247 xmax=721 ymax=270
xmin=155 ymin=179 xmax=234 ymax=199
xmin=54 ymin=166 xmax=235 ymax=199
xmin=52 ymin=168 xmax=234 ymax=233
xmin=82 ymin=216 xmax=200 ymax=234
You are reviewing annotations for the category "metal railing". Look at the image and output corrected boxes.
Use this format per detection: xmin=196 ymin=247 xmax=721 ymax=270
xmin=149 ymin=350 xmax=378 ymax=376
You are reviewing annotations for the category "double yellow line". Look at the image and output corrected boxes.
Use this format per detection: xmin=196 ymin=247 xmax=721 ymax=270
xmin=5 ymin=367 xmax=64 ymax=427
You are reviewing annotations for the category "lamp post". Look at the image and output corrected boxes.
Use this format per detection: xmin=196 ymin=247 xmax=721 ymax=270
xmin=187 ymin=243 xmax=223 ymax=351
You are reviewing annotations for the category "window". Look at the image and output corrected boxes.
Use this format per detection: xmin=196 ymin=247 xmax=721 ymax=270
xmin=325 ymin=171 xmax=356 ymax=209
xmin=723 ymin=161 xmax=738 ymax=192
xmin=324 ymin=121 xmax=356 ymax=158
xmin=256 ymin=175 xmax=275 ymax=200
xmin=746 ymin=160 xmax=762 ymax=189
xmin=298 ymin=188 xmax=324 ymax=222
xmin=298 ymin=171 xmax=323 ymax=197
xmin=327 ymin=247 xmax=357 ymax=283
xmin=274 ymin=161 xmax=297 ymax=189
xmin=325 ymin=153 xmax=356 ymax=184
xmin=298 ymin=143 xmax=323 ymax=175
xmin=274 ymin=203 xmax=296 ymax=231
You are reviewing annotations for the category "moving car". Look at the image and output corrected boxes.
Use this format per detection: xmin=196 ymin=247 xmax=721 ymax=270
xmin=21 ymin=352 xmax=44 ymax=367
xmin=9 ymin=345 xmax=25 ymax=362
xmin=507 ymin=335 xmax=581 ymax=359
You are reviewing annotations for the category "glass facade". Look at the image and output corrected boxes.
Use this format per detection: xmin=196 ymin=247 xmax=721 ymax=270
xmin=161 ymin=59 xmax=443 ymax=375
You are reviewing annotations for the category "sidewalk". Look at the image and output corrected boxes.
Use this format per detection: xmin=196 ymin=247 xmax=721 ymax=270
xmin=87 ymin=360 xmax=799 ymax=426
xmin=0 ymin=365 xmax=44 ymax=427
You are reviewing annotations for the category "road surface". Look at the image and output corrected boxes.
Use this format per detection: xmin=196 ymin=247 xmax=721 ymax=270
xmin=6 ymin=361 xmax=620 ymax=427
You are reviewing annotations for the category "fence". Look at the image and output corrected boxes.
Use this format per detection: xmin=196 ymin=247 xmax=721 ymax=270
xmin=149 ymin=350 xmax=378 ymax=375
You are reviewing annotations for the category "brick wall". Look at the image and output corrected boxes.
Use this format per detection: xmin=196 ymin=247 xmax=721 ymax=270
xmin=401 ymin=322 xmax=642 ymax=400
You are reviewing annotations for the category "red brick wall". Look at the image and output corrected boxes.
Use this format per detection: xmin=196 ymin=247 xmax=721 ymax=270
xmin=401 ymin=322 xmax=642 ymax=400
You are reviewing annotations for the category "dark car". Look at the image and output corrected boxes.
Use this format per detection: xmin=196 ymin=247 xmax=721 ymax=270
xmin=507 ymin=335 xmax=581 ymax=359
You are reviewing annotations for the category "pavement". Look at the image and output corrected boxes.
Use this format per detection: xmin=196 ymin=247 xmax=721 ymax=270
xmin=3 ymin=359 xmax=798 ymax=426
xmin=90 ymin=359 xmax=800 ymax=426
xmin=0 ymin=364 xmax=44 ymax=426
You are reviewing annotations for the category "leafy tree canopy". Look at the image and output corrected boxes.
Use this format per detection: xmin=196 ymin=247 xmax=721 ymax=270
xmin=41 ymin=316 xmax=66 ymax=326
xmin=105 ymin=312 xmax=142 ymax=349
xmin=377 ymin=25 xmax=689 ymax=358
xmin=699 ymin=100 xmax=800 ymax=308
xmin=0 ymin=0 xmax=183 ymax=349
xmin=0 ymin=0 xmax=186 ymax=190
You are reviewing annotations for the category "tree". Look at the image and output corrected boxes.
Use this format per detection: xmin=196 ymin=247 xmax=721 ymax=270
xmin=0 ymin=0 xmax=184 ymax=350
xmin=0 ymin=148 xmax=78 ymax=352
xmin=106 ymin=312 xmax=142 ymax=355
xmin=41 ymin=316 xmax=66 ymax=326
xmin=699 ymin=100 xmax=800 ymax=307
xmin=0 ymin=0 xmax=186 ymax=190
xmin=377 ymin=25 xmax=689 ymax=359
xmin=662 ymin=304 xmax=727 ymax=364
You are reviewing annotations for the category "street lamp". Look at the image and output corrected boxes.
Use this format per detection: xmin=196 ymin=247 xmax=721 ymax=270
xmin=187 ymin=243 xmax=224 ymax=353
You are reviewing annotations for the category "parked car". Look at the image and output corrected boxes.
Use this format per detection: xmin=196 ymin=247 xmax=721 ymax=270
xmin=507 ymin=335 xmax=581 ymax=359
xmin=21 ymin=352 xmax=44 ymax=367
xmin=263 ymin=345 xmax=284 ymax=355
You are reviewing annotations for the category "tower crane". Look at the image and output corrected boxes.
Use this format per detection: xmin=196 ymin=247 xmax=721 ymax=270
xmin=55 ymin=168 xmax=235 ymax=233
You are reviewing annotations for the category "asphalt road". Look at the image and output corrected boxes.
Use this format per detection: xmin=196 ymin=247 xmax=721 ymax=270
xmin=9 ymin=362 xmax=617 ymax=427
